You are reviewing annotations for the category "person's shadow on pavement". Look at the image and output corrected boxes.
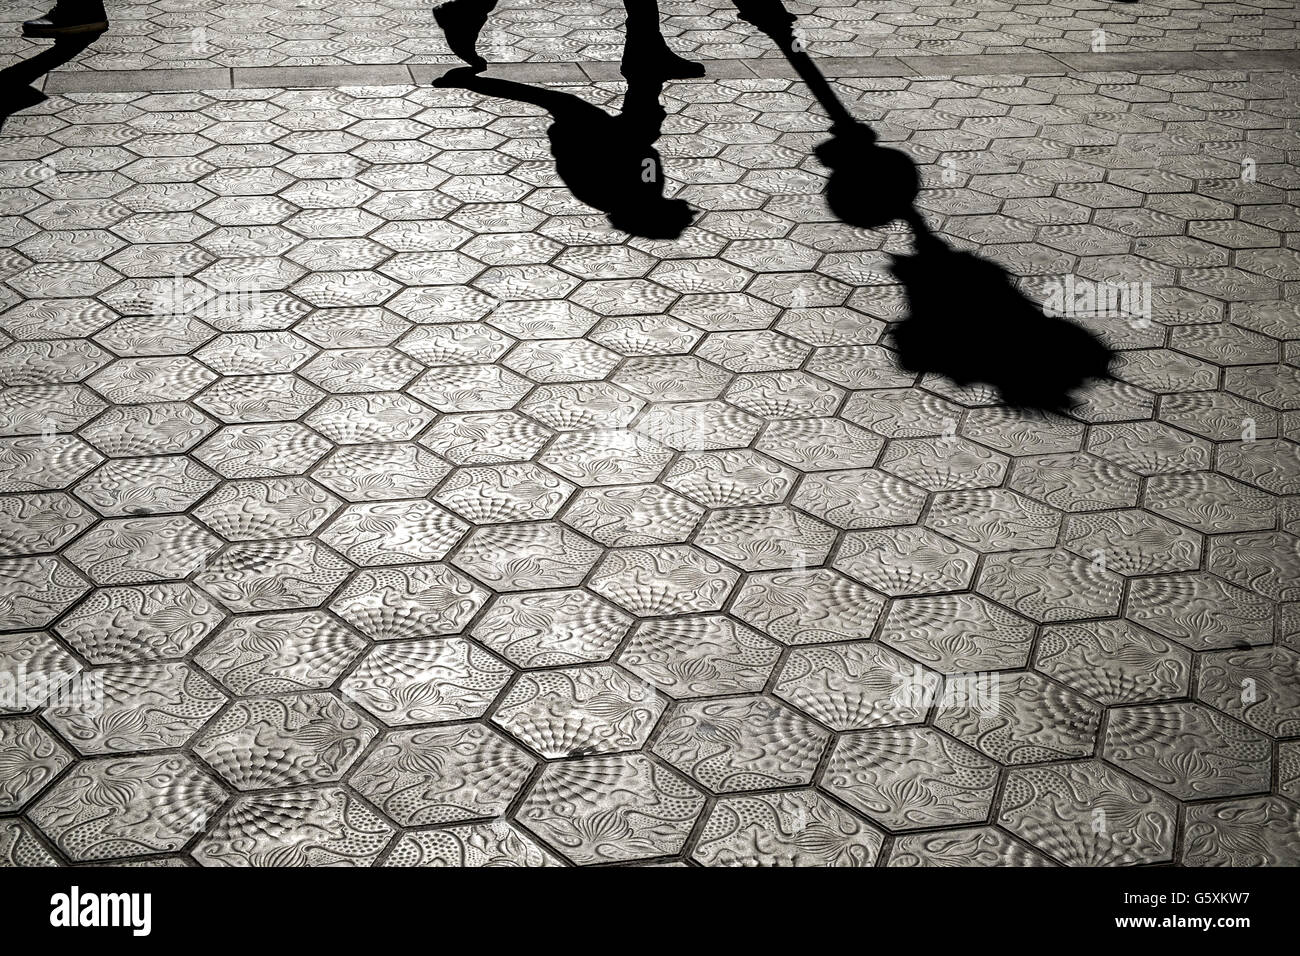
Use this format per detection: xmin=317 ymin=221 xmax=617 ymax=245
xmin=735 ymin=0 xmax=1114 ymax=412
xmin=433 ymin=0 xmax=698 ymax=239
xmin=0 ymin=35 xmax=97 ymax=133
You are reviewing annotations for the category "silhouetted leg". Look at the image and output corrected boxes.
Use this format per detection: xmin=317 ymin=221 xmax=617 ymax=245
xmin=621 ymin=0 xmax=703 ymax=79
xmin=22 ymin=0 xmax=108 ymax=38
xmin=433 ymin=0 xmax=498 ymax=73
xmin=1 ymin=32 xmax=97 ymax=132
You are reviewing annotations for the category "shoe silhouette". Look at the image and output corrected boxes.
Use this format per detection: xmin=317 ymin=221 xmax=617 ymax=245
xmin=435 ymin=4 xmax=697 ymax=239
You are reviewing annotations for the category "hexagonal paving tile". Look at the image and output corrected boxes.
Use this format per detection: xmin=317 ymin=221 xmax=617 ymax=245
xmin=775 ymin=642 xmax=940 ymax=731
xmin=823 ymin=727 xmax=1000 ymax=831
xmin=1207 ymin=531 xmax=1300 ymax=603
xmin=1182 ymin=797 xmax=1300 ymax=866
xmin=1103 ymin=702 xmax=1271 ymax=800
xmin=887 ymin=827 xmax=1053 ymax=867
xmin=384 ymin=823 xmax=562 ymax=867
xmin=341 ymin=638 xmax=512 ymax=726
xmin=30 ymin=754 xmax=225 ymax=861
xmin=319 ymin=500 xmax=468 ymax=565
xmin=562 ymin=484 xmax=702 ymax=546
xmin=45 ymin=661 xmax=226 ymax=755
xmin=194 ymin=611 xmax=364 ymax=695
xmin=517 ymin=754 xmax=705 ymax=865
xmin=492 ymin=664 xmax=665 ymax=759
xmin=652 ymin=696 xmax=829 ymax=792
xmin=925 ymin=488 xmax=1061 ymax=551
xmin=539 ymin=428 xmax=672 ymax=486
xmin=934 ymin=671 xmax=1101 ymax=765
xmin=1033 ymin=620 xmax=1191 ymax=705
xmin=879 ymin=437 xmax=1009 ymax=492
xmin=1196 ymin=647 xmax=1300 ymax=738
xmin=193 ymin=476 xmax=341 ymax=540
xmin=196 ymin=539 xmax=350 ymax=612
xmin=434 ymin=462 xmax=575 ymax=524
xmin=0 ymin=493 xmax=94 ymax=557
xmin=587 ymin=545 xmax=739 ymax=616
xmin=0 ymin=630 xmax=81 ymax=713
xmin=793 ymin=468 xmax=926 ymax=529
xmin=74 ymin=456 xmax=219 ymax=516
xmin=694 ymin=505 xmax=837 ymax=571
xmin=976 ymin=548 xmax=1124 ymax=622
xmin=880 ymin=593 xmax=1035 ymax=672
xmin=471 ymin=589 xmax=632 ymax=668
xmin=194 ymin=692 xmax=376 ymax=790
xmin=330 ymin=564 xmax=487 ymax=642
xmin=661 ymin=448 xmax=796 ymax=506
xmin=1126 ymin=572 xmax=1274 ymax=650
xmin=997 ymin=761 xmax=1177 ymax=866
xmin=833 ymin=527 xmax=978 ymax=597
xmin=452 ymin=521 xmax=601 ymax=591
xmin=353 ymin=724 xmax=534 ymax=826
xmin=312 ymin=442 xmax=450 ymax=502
xmin=1008 ymin=451 xmax=1141 ymax=512
xmin=0 ymin=717 xmax=71 ymax=812
xmin=1061 ymin=509 xmax=1203 ymax=575
xmin=617 ymin=615 xmax=780 ymax=698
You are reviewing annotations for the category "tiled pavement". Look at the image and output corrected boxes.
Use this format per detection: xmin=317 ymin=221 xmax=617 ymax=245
xmin=3 ymin=0 xmax=1300 ymax=72
xmin=1 ymin=3 xmax=1300 ymax=868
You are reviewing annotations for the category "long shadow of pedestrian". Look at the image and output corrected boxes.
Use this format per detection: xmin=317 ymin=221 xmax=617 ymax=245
xmin=0 ymin=35 xmax=97 ymax=133
xmin=432 ymin=0 xmax=697 ymax=239
xmin=734 ymin=0 xmax=1114 ymax=412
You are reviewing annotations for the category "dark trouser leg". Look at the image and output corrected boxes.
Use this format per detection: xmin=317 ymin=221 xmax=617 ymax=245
xmin=620 ymin=0 xmax=702 ymax=78
xmin=433 ymin=0 xmax=498 ymax=71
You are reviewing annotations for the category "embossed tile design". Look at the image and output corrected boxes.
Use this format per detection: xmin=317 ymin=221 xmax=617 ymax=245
xmin=1033 ymin=620 xmax=1191 ymax=705
xmin=934 ymin=671 xmax=1102 ymax=765
xmin=652 ymin=696 xmax=829 ymax=793
xmin=471 ymin=589 xmax=632 ymax=667
xmin=518 ymin=754 xmax=705 ymax=866
xmin=30 ymin=754 xmax=226 ymax=861
xmin=3 ymin=53 xmax=1298 ymax=867
xmin=45 ymin=661 xmax=226 ymax=755
xmin=618 ymin=615 xmax=780 ymax=698
xmin=693 ymin=790 xmax=883 ymax=867
xmin=1103 ymin=702 xmax=1272 ymax=800
xmin=194 ymin=788 xmax=392 ymax=867
xmin=998 ymin=760 xmax=1178 ymax=866
xmin=775 ymin=643 xmax=940 ymax=731
xmin=341 ymin=638 xmax=511 ymax=726
xmin=351 ymin=724 xmax=534 ymax=826
xmin=194 ymin=692 xmax=376 ymax=790
xmin=0 ymin=717 xmax=71 ymax=812
xmin=1181 ymin=797 xmax=1300 ymax=866
xmin=491 ymin=665 xmax=665 ymax=758
xmin=329 ymin=563 xmax=488 ymax=641
xmin=194 ymin=611 xmax=365 ymax=695
xmin=384 ymin=823 xmax=562 ymax=867
xmin=1195 ymin=647 xmax=1300 ymax=738
xmin=823 ymin=727 xmax=1000 ymax=831
xmin=887 ymin=828 xmax=1054 ymax=867
xmin=730 ymin=568 xmax=883 ymax=646
xmin=880 ymin=593 xmax=1035 ymax=672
